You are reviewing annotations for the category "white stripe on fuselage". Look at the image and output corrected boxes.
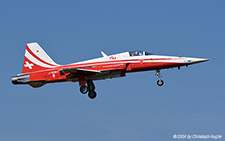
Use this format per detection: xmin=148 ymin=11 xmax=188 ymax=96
xmin=64 ymin=56 xmax=186 ymax=68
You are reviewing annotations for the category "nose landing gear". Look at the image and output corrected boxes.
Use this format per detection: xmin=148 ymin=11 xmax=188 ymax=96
xmin=79 ymin=79 xmax=97 ymax=99
xmin=155 ymin=70 xmax=164 ymax=86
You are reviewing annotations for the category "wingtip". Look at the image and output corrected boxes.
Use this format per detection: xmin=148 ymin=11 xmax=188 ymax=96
xmin=101 ymin=51 xmax=108 ymax=57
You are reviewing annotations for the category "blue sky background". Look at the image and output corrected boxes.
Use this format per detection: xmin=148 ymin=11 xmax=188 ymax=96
xmin=0 ymin=0 xmax=224 ymax=140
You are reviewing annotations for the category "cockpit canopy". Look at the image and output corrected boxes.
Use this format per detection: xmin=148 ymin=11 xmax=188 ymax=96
xmin=129 ymin=51 xmax=154 ymax=56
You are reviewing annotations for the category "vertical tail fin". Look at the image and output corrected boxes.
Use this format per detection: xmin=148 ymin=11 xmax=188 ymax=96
xmin=22 ymin=42 xmax=59 ymax=74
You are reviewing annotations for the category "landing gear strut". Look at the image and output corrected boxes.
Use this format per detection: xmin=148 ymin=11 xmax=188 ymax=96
xmin=79 ymin=79 xmax=97 ymax=99
xmin=87 ymin=79 xmax=97 ymax=99
xmin=155 ymin=70 xmax=164 ymax=86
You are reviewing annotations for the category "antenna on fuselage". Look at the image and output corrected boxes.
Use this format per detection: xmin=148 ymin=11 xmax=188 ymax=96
xmin=101 ymin=51 xmax=108 ymax=57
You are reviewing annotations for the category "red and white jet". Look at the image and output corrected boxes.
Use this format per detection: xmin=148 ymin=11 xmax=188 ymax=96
xmin=12 ymin=42 xmax=210 ymax=99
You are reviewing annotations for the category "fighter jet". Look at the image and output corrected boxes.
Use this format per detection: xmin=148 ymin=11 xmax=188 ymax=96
xmin=12 ymin=42 xmax=210 ymax=99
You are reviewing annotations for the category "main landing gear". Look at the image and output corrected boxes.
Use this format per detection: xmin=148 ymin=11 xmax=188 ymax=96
xmin=79 ymin=79 xmax=97 ymax=99
xmin=155 ymin=70 xmax=164 ymax=86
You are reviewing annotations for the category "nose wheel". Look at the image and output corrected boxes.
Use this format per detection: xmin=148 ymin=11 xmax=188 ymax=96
xmin=157 ymin=79 xmax=164 ymax=86
xmin=79 ymin=79 xmax=97 ymax=99
xmin=155 ymin=70 xmax=164 ymax=86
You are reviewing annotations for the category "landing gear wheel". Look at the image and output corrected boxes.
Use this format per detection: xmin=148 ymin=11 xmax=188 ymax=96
xmin=80 ymin=85 xmax=88 ymax=94
xmin=88 ymin=91 xmax=97 ymax=99
xmin=157 ymin=80 xmax=164 ymax=86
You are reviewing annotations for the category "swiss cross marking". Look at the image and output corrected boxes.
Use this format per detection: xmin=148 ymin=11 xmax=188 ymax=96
xmin=24 ymin=61 xmax=34 ymax=69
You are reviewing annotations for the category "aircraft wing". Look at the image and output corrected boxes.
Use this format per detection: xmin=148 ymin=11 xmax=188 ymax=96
xmin=62 ymin=63 xmax=128 ymax=74
xmin=63 ymin=68 xmax=101 ymax=73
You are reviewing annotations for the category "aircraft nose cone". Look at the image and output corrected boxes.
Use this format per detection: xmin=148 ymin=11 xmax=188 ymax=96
xmin=186 ymin=58 xmax=211 ymax=64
